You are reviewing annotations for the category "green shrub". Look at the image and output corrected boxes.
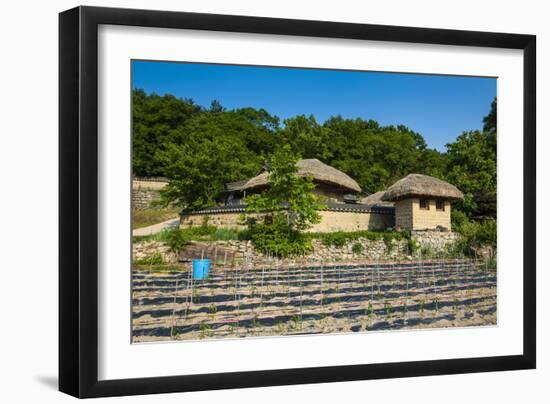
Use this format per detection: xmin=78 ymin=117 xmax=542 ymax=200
xmin=318 ymin=232 xmax=349 ymax=247
xmin=247 ymin=217 xmax=313 ymax=257
xmin=407 ymin=238 xmax=419 ymax=255
xmin=313 ymin=230 xmax=404 ymax=247
xmin=351 ymin=243 xmax=364 ymax=255
xmin=453 ymin=217 xmax=496 ymax=257
xmin=383 ymin=233 xmax=394 ymax=252
xmin=420 ymin=244 xmax=433 ymax=257
xmin=134 ymin=251 xmax=164 ymax=265
xmin=213 ymin=228 xmax=242 ymax=241
xmin=184 ymin=224 xmax=217 ymax=239
xmin=163 ymin=229 xmax=189 ymax=253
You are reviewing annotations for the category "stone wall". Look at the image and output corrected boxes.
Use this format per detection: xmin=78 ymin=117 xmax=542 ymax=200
xmin=411 ymin=229 xmax=459 ymax=254
xmin=132 ymin=178 xmax=168 ymax=210
xmin=133 ymin=229 xmax=460 ymax=266
xmin=133 ymin=241 xmax=178 ymax=263
xmin=181 ymin=211 xmax=246 ymax=229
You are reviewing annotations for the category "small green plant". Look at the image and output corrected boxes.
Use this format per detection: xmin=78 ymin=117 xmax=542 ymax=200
xmin=229 ymin=322 xmax=237 ymax=335
xmin=421 ymin=245 xmax=433 ymax=257
xmin=289 ymin=315 xmax=302 ymax=330
xmin=383 ymin=234 xmax=394 ymax=253
xmin=407 ymin=238 xmax=419 ymax=255
xmin=250 ymin=315 xmax=260 ymax=330
xmin=384 ymin=301 xmax=392 ymax=317
xmin=452 ymin=298 xmax=459 ymax=311
xmin=366 ymin=302 xmax=374 ymax=318
xmin=133 ymin=251 xmax=164 ymax=266
xmin=276 ymin=320 xmax=285 ymax=334
xmin=199 ymin=322 xmax=212 ymax=339
xmin=192 ymin=288 xmax=200 ymax=304
xmin=419 ymin=299 xmax=425 ymax=314
xmin=351 ymin=242 xmax=364 ymax=255
xmin=208 ymin=304 xmax=217 ymax=318
xmin=163 ymin=229 xmax=189 ymax=256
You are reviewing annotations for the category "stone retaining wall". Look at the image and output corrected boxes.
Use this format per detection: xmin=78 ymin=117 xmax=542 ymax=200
xmin=132 ymin=178 xmax=168 ymax=210
xmin=411 ymin=230 xmax=459 ymax=254
xmin=133 ymin=230 xmax=461 ymax=266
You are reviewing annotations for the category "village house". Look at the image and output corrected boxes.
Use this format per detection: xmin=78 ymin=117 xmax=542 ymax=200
xmin=381 ymin=173 xmax=464 ymax=231
xmin=179 ymin=159 xmax=463 ymax=232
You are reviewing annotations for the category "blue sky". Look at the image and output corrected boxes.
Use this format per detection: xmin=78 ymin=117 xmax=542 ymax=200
xmin=132 ymin=60 xmax=496 ymax=152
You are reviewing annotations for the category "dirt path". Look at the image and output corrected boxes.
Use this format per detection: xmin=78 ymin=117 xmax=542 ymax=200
xmin=132 ymin=218 xmax=180 ymax=237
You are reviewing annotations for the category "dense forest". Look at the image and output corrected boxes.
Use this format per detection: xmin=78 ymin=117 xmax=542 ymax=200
xmin=132 ymin=89 xmax=496 ymax=219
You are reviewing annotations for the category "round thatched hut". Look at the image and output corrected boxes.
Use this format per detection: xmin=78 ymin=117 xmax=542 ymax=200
xmin=382 ymin=174 xmax=464 ymax=231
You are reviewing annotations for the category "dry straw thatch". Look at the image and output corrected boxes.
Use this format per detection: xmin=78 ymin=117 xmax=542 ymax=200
xmin=382 ymin=174 xmax=464 ymax=202
xmin=361 ymin=191 xmax=395 ymax=207
xmin=241 ymin=158 xmax=362 ymax=193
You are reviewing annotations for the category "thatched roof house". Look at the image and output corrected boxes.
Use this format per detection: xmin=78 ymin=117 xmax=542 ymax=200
xmin=182 ymin=169 xmax=464 ymax=233
xmin=382 ymin=174 xmax=463 ymax=231
xmin=240 ymin=159 xmax=362 ymax=193
xmin=382 ymin=174 xmax=463 ymax=202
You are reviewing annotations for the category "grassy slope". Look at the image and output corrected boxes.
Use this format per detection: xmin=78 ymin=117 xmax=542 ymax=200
xmin=132 ymin=208 xmax=180 ymax=229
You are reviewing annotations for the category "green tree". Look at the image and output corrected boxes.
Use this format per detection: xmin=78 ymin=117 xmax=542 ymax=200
xmin=245 ymin=145 xmax=325 ymax=256
xmin=158 ymin=112 xmax=263 ymax=209
xmin=280 ymin=115 xmax=332 ymax=161
xmin=445 ymin=99 xmax=497 ymax=218
xmin=132 ymin=89 xmax=202 ymax=177
xmin=483 ymin=97 xmax=497 ymax=133
xmin=246 ymin=145 xmax=324 ymax=231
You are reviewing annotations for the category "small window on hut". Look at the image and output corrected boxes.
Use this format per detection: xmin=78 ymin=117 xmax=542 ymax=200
xmin=436 ymin=200 xmax=445 ymax=211
xmin=419 ymin=199 xmax=429 ymax=210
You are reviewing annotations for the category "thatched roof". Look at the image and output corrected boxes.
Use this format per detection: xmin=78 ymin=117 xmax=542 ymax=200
xmin=225 ymin=180 xmax=248 ymax=192
xmin=361 ymin=191 xmax=395 ymax=207
xmin=382 ymin=174 xmax=464 ymax=202
xmin=240 ymin=159 xmax=362 ymax=193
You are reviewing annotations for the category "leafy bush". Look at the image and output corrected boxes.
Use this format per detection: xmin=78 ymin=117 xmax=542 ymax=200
xmin=163 ymin=229 xmax=189 ymax=253
xmin=351 ymin=243 xmax=364 ymax=255
xmin=453 ymin=217 xmax=497 ymax=257
xmin=382 ymin=233 xmax=395 ymax=252
xmin=317 ymin=232 xmax=350 ymax=247
xmin=406 ymin=238 xmax=419 ymax=255
xmin=313 ymin=230 xmax=404 ymax=248
xmin=133 ymin=251 xmax=164 ymax=265
xmin=183 ymin=224 xmax=217 ymax=239
xmin=420 ymin=244 xmax=433 ymax=257
xmin=213 ymin=228 xmax=243 ymax=241
xmin=247 ymin=217 xmax=313 ymax=257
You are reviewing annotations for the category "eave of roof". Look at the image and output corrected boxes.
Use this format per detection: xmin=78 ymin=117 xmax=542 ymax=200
xmin=182 ymin=202 xmax=394 ymax=216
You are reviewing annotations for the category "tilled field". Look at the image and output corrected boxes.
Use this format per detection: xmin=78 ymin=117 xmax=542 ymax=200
xmin=132 ymin=259 xmax=497 ymax=342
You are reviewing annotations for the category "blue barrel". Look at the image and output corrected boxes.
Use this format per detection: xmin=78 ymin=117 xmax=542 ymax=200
xmin=192 ymin=259 xmax=210 ymax=280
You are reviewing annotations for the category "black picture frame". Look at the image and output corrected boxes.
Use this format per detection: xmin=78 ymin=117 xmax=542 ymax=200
xmin=59 ymin=5 xmax=536 ymax=398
